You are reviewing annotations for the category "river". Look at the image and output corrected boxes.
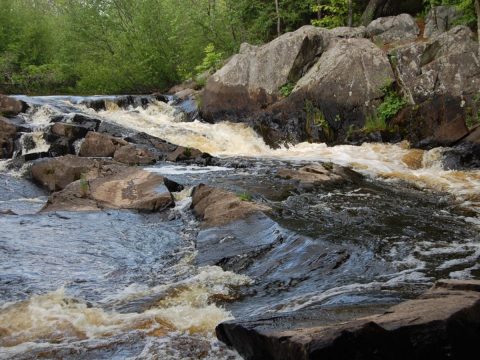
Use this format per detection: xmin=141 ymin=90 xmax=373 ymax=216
xmin=0 ymin=96 xmax=479 ymax=359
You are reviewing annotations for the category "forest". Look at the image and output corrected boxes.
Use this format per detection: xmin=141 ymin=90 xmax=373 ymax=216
xmin=0 ymin=0 xmax=478 ymax=95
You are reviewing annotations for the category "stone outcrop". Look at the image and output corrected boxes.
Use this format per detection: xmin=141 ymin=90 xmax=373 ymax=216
xmin=31 ymin=155 xmax=121 ymax=191
xmin=329 ymin=26 xmax=366 ymax=38
xmin=424 ymin=6 xmax=461 ymax=38
xmin=0 ymin=95 xmax=25 ymax=116
xmin=42 ymin=168 xmax=174 ymax=213
xmin=191 ymin=184 xmax=270 ymax=227
xmin=360 ymin=0 xmax=424 ymax=25
xmin=113 ymin=144 xmax=156 ymax=165
xmin=277 ymin=163 xmax=363 ymax=187
xmin=201 ymin=26 xmax=330 ymax=121
xmin=366 ymin=14 xmax=419 ymax=43
xmin=391 ymin=26 xmax=480 ymax=104
xmin=79 ymin=131 xmax=128 ymax=158
xmin=217 ymin=279 xmax=480 ymax=360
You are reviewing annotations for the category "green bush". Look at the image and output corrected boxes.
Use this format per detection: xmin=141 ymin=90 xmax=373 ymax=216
xmin=279 ymin=82 xmax=295 ymax=97
xmin=195 ymin=44 xmax=224 ymax=76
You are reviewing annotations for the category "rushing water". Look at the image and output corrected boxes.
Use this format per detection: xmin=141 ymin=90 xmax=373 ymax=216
xmin=0 ymin=96 xmax=479 ymax=359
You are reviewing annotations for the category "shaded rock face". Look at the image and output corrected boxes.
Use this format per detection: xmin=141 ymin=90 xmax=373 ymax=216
xmin=201 ymin=26 xmax=330 ymax=121
xmin=191 ymin=184 xmax=270 ymax=227
xmin=0 ymin=117 xmax=18 ymax=159
xmin=366 ymin=14 xmax=420 ymax=43
xmin=79 ymin=132 xmax=128 ymax=158
xmin=424 ymin=6 xmax=461 ymax=38
xmin=391 ymin=26 xmax=480 ymax=104
xmin=0 ymin=95 xmax=25 ymax=116
xmin=42 ymin=168 xmax=174 ymax=213
xmin=391 ymin=96 xmax=469 ymax=147
xmin=217 ymin=280 xmax=480 ymax=360
xmin=360 ymin=0 xmax=424 ymax=25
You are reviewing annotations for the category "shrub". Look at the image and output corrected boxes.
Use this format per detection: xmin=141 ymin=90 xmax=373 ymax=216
xmin=279 ymin=82 xmax=295 ymax=97
xmin=195 ymin=44 xmax=224 ymax=76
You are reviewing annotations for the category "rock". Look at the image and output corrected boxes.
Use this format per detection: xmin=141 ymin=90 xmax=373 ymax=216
xmin=79 ymin=132 xmax=128 ymax=158
xmin=366 ymin=14 xmax=420 ymax=43
xmin=391 ymin=96 xmax=469 ymax=147
xmin=360 ymin=0 xmax=425 ymax=25
xmin=217 ymin=279 xmax=480 ymax=360
xmin=464 ymin=125 xmax=480 ymax=144
xmin=125 ymin=132 xmax=214 ymax=165
xmin=42 ymin=168 xmax=174 ymax=213
xmin=49 ymin=122 xmax=90 ymax=141
xmin=424 ymin=6 xmax=461 ymax=38
xmin=329 ymin=26 xmax=366 ymax=38
xmin=113 ymin=144 xmax=157 ymax=165
xmin=442 ymin=142 xmax=480 ymax=170
xmin=401 ymin=148 xmax=425 ymax=169
xmin=0 ymin=209 xmax=17 ymax=216
xmin=0 ymin=117 xmax=18 ymax=158
xmin=31 ymin=155 xmax=121 ymax=191
xmin=284 ymin=37 xmax=394 ymax=142
xmin=201 ymin=26 xmax=330 ymax=122
xmin=391 ymin=26 xmax=480 ymax=104
xmin=51 ymin=114 xmax=100 ymax=132
xmin=191 ymin=184 xmax=270 ymax=227
xmin=0 ymin=95 xmax=25 ymax=116
xmin=277 ymin=163 xmax=363 ymax=187
xmin=169 ymin=79 xmax=198 ymax=94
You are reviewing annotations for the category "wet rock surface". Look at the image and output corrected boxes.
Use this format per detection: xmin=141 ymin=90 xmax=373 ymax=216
xmin=42 ymin=167 xmax=175 ymax=212
xmin=191 ymin=184 xmax=270 ymax=227
xmin=217 ymin=280 xmax=480 ymax=360
xmin=0 ymin=95 xmax=26 ymax=117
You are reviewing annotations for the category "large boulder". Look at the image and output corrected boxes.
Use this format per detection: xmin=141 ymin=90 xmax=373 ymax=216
xmin=0 ymin=117 xmax=17 ymax=158
xmin=366 ymin=14 xmax=420 ymax=43
xmin=329 ymin=26 xmax=366 ymax=38
xmin=424 ymin=6 xmax=461 ymax=38
xmin=201 ymin=26 xmax=330 ymax=122
xmin=42 ymin=168 xmax=174 ymax=213
xmin=191 ymin=184 xmax=270 ymax=227
xmin=391 ymin=26 xmax=480 ymax=104
xmin=79 ymin=131 xmax=128 ymax=158
xmin=31 ymin=155 xmax=121 ymax=191
xmin=217 ymin=279 xmax=480 ymax=360
xmin=391 ymin=96 xmax=469 ymax=147
xmin=0 ymin=95 xmax=25 ymax=116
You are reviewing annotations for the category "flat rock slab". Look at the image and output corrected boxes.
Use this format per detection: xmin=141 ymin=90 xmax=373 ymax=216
xmin=42 ymin=167 xmax=174 ymax=212
xmin=217 ymin=280 xmax=480 ymax=360
xmin=277 ymin=163 xmax=362 ymax=187
xmin=191 ymin=184 xmax=270 ymax=227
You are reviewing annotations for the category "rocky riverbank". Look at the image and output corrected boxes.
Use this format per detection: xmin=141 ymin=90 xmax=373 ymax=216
xmin=169 ymin=8 xmax=480 ymax=170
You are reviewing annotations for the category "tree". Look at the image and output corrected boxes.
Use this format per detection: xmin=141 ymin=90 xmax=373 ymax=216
xmin=475 ymin=0 xmax=480 ymax=57
xmin=275 ymin=0 xmax=281 ymax=37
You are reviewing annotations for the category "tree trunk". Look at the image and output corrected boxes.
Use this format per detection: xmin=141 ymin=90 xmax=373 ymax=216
xmin=275 ymin=0 xmax=281 ymax=37
xmin=348 ymin=0 xmax=353 ymax=27
xmin=360 ymin=0 xmax=386 ymax=25
xmin=475 ymin=0 xmax=480 ymax=59
xmin=317 ymin=0 xmax=322 ymax=20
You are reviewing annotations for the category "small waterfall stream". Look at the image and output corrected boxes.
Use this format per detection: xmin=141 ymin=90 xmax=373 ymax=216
xmin=0 ymin=95 xmax=479 ymax=359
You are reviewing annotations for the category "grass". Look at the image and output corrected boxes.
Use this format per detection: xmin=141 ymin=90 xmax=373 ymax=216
xmin=279 ymin=82 xmax=295 ymax=97
xmin=238 ymin=192 xmax=252 ymax=202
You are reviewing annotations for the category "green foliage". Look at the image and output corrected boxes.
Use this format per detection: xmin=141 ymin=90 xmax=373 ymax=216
xmin=79 ymin=174 xmax=89 ymax=198
xmin=279 ymin=82 xmax=295 ymax=97
xmin=424 ymin=0 xmax=478 ymax=27
xmin=238 ymin=192 xmax=252 ymax=202
xmin=183 ymin=147 xmax=192 ymax=157
xmin=466 ymin=93 xmax=480 ymax=128
xmin=377 ymin=85 xmax=407 ymax=123
xmin=311 ymin=0 xmax=349 ymax=28
xmin=195 ymin=44 xmax=224 ymax=76
xmin=363 ymin=113 xmax=388 ymax=132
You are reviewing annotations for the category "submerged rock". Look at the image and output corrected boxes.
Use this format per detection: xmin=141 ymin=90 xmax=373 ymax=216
xmin=191 ymin=184 xmax=270 ymax=227
xmin=277 ymin=163 xmax=363 ymax=187
xmin=42 ymin=167 xmax=175 ymax=213
xmin=217 ymin=280 xmax=480 ymax=360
